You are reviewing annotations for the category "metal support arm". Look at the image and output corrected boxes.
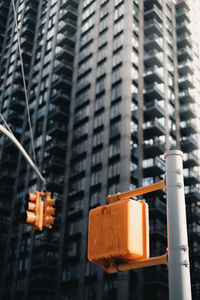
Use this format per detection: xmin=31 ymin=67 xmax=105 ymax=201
xmin=0 ymin=124 xmax=46 ymax=185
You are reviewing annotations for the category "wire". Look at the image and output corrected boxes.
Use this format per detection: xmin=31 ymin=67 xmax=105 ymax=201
xmin=0 ymin=113 xmax=14 ymax=135
xmin=11 ymin=0 xmax=37 ymax=164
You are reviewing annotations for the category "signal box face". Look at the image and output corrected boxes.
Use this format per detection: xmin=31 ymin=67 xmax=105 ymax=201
xmin=88 ymin=199 xmax=149 ymax=268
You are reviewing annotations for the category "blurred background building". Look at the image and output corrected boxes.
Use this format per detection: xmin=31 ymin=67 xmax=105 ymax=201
xmin=0 ymin=0 xmax=200 ymax=299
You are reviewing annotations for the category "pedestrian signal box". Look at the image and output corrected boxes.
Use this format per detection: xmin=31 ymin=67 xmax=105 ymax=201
xmin=88 ymin=199 xmax=149 ymax=269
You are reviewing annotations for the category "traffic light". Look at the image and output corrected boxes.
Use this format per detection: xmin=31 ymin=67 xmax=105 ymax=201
xmin=88 ymin=199 xmax=149 ymax=269
xmin=43 ymin=192 xmax=56 ymax=229
xmin=21 ymin=191 xmax=44 ymax=231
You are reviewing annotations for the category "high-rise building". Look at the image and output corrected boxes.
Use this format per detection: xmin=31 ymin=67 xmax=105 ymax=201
xmin=0 ymin=0 xmax=200 ymax=299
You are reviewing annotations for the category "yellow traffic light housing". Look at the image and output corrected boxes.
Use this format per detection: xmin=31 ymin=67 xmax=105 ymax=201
xmin=88 ymin=199 xmax=149 ymax=269
xmin=21 ymin=191 xmax=44 ymax=231
xmin=43 ymin=192 xmax=56 ymax=229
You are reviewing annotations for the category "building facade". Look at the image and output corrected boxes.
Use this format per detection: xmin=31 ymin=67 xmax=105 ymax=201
xmin=0 ymin=0 xmax=200 ymax=299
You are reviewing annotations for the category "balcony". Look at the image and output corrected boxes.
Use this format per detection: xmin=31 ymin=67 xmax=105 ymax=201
xmin=54 ymin=59 xmax=73 ymax=77
xmin=183 ymin=152 xmax=199 ymax=169
xmin=179 ymin=89 xmax=195 ymax=104
xmin=59 ymin=5 xmax=77 ymax=21
xmin=144 ymin=0 xmax=162 ymax=10
xmin=150 ymin=224 xmax=167 ymax=240
xmin=52 ymin=74 xmax=72 ymax=91
xmin=11 ymin=84 xmax=25 ymax=98
xmin=176 ymin=0 xmax=189 ymax=12
xmin=46 ymin=175 xmax=64 ymax=193
xmin=180 ymin=104 xmax=196 ymax=121
xmin=144 ymin=4 xmax=163 ymax=23
xmin=7 ymin=112 xmax=24 ymax=126
xmin=55 ymin=45 xmax=74 ymax=61
xmin=149 ymin=198 xmax=166 ymax=216
xmin=58 ymin=19 xmax=76 ymax=35
xmin=177 ymin=32 xmax=192 ymax=49
xmin=144 ymin=66 xmax=164 ymax=84
xmin=144 ymin=100 xmax=165 ymax=120
xmin=179 ymin=74 xmax=194 ymax=89
xmin=176 ymin=20 xmax=191 ymax=35
xmin=0 ymin=169 xmax=15 ymax=184
xmin=143 ymin=119 xmax=165 ymax=139
xmin=61 ymin=0 xmax=78 ymax=9
xmin=178 ymin=46 xmax=193 ymax=62
xmin=144 ymin=50 xmax=163 ymax=68
xmin=185 ymin=186 xmax=200 ymax=203
xmin=144 ymin=19 xmax=162 ymax=37
xmin=9 ymin=98 xmax=25 ymax=112
xmin=46 ymin=139 xmax=67 ymax=157
xmin=184 ymin=169 xmax=200 ymax=186
xmin=144 ymin=36 xmax=163 ymax=52
xmin=57 ymin=32 xmax=75 ymax=48
xmin=181 ymin=136 xmax=198 ymax=152
xmin=48 ymin=121 xmax=68 ymax=139
xmin=51 ymin=91 xmax=70 ymax=108
xmin=44 ymin=155 xmax=65 ymax=173
xmin=143 ymin=157 xmax=165 ymax=177
xmin=49 ymin=108 xmax=69 ymax=122
xmin=0 ymin=153 xmax=17 ymax=169
xmin=176 ymin=6 xmax=190 ymax=23
xmin=144 ymin=83 xmax=164 ymax=100
xmin=178 ymin=61 xmax=193 ymax=76
xmin=180 ymin=120 xmax=198 ymax=136
xmin=143 ymin=139 xmax=165 ymax=158
xmin=188 ymin=227 xmax=200 ymax=241
xmin=186 ymin=204 xmax=200 ymax=223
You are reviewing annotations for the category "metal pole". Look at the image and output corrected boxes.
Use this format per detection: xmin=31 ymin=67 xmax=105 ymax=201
xmin=164 ymin=150 xmax=192 ymax=300
xmin=0 ymin=124 xmax=46 ymax=185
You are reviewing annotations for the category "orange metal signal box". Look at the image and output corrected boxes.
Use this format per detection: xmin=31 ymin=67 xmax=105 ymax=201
xmin=88 ymin=199 xmax=149 ymax=268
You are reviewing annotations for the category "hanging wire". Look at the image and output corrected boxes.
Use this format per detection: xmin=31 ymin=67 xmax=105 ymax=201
xmin=11 ymin=0 xmax=37 ymax=164
xmin=0 ymin=113 xmax=14 ymax=135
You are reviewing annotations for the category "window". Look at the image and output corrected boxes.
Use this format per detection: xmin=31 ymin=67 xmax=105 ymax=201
xmin=113 ymin=32 xmax=123 ymax=51
xmin=96 ymin=77 xmax=105 ymax=94
xmin=114 ymin=3 xmax=124 ymax=21
xmin=94 ymin=112 xmax=104 ymax=128
xmin=110 ymin=101 xmax=120 ymax=119
xmin=112 ymin=65 xmax=122 ymax=84
xmin=67 ymin=241 xmax=78 ymax=257
xmin=91 ymin=170 xmax=102 ymax=186
xmin=98 ymin=32 xmax=107 ymax=48
xmin=113 ymin=18 xmax=124 ymax=36
xmin=77 ymin=72 xmax=92 ymax=91
xmin=72 ymin=139 xmax=87 ymax=156
xmin=71 ymin=159 xmax=86 ymax=175
xmin=90 ymin=190 xmax=101 ymax=206
xmin=96 ymin=60 xmax=106 ymax=78
xmin=68 ymin=219 xmax=81 ymax=236
xmin=109 ymin=140 xmax=120 ymax=157
xmin=74 ymin=105 xmax=90 ymax=122
xmin=95 ymin=94 xmax=105 ymax=111
xmin=92 ymin=150 xmax=102 ymax=166
xmin=93 ymin=131 xmax=103 ymax=147
xmin=81 ymin=15 xmax=95 ymax=35
xmin=111 ymin=82 xmax=122 ymax=101
xmin=108 ymin=183 xmax=119 ymax=195
xmin=108 ymin=161 xmax=120 ymax=178
xmin=98 ymin=44 xmax=107 ymax=63
xmin=75 ymin=87 xmax=90 ymax=107
xmin=73 ymin=122 xmax=89 ymax=139
xmin=69 ymin=178 xmax=86 ymax=195
xmin=112 ymin=48 xmax=122 ymax=67
xmin=82 ymin=1 xmax=96 ymax=21
xmin=110 ymin=120 xmax=121 ymax=138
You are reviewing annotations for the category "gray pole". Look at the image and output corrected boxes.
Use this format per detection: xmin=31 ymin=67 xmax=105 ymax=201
xmin=0 ymin=124 xmax=46 ymax=185
xmin=164 ymin=150 xmax=192 ymax=300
